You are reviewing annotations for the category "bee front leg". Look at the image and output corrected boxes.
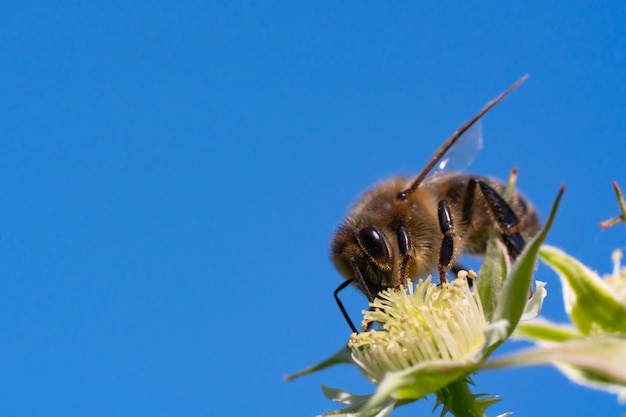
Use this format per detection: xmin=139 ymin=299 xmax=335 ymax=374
xmin=437 ymin=200 xmax=455 ymax=285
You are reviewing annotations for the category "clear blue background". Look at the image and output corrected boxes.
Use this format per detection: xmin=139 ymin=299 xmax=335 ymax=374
xmin=2 ymin=2 xmax=625 ymax=416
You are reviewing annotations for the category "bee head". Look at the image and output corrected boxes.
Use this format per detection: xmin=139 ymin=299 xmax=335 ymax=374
xmin=331 ymin=221 xmax=412 ymax=300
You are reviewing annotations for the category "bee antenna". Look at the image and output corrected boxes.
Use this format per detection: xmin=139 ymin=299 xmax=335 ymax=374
xmin=397 ymin=74 xmax=528 ymax=201
xmin=350 ymin=258 xmax=374 ymax=303
xmin=333 ymin=259 xmax=378 ymax=334
xmin=334 ymin=278 xmax=358 ymax=334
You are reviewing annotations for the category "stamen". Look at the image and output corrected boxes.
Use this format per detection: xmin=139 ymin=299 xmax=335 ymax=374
xmin=348 ymin=274 xmax=487 ymax=382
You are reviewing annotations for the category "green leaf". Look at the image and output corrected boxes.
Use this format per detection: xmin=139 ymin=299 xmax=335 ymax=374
xmin=539 ymin=246 xmax=626 ymax=335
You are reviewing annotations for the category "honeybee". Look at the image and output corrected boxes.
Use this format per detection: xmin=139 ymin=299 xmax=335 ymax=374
xmin=330 ymin=76 xmax=540 ymax=332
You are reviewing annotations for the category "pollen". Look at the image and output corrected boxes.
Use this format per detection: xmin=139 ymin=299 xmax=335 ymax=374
xmin=348 ymin=272 xmax=487 ymax=382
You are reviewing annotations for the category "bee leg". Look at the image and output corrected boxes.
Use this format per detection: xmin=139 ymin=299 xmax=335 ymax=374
xmin=474 ymin=179 xmax=526 ymax=259
xmin=397 ymin=224 xmax=411 ymax=288
xmin=334 ymin=278 xmax=359 ymax=334
xmin=437 ymin=200 xmax=455 ymax=285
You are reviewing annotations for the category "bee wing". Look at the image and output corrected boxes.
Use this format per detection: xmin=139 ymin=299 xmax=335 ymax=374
xmin=398 ymin=75 xmax=526 ymax=200
xmin=430 ymin=119 xmax=483 ymax=176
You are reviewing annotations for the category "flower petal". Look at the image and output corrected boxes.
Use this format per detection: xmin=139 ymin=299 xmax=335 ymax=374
xmin=521 ymin=280 xmax=547 ymax=321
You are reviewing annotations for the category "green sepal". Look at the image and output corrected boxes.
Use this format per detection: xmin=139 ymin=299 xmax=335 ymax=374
xmin=491 ymin=187 xmax=564 ymax=341
xmin=435 ymin=377 xmax=501 ymax=417
xmin=478 ymin=238 xmax=510 ymax=322
xmin=515 ymin=318 xmax=580 ymax=342
xmin=539 ymin=245 xmax=626 ymax=335
xmin=285 ymin=345 xmax=353 ymax=381
xmin=485 ymin=336 xmax=626 ymax=396
xmin=319 ymin=385 xmax=396 ymax=417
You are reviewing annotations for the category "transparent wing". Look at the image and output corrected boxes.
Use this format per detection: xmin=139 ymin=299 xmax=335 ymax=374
xmin=430 ymin=119 xmax=483 ymax=177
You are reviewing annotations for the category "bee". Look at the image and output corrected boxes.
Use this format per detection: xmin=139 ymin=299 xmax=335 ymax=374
xmin=330 ymin=76 xmax=540 ymax=333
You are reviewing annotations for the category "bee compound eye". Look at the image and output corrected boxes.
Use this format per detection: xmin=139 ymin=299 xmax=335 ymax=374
xmin=357 ymin=226 xmax=391 ymax=264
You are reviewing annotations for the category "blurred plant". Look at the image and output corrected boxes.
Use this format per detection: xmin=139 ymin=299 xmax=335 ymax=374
xmin=599 ymin=182 xmax=626 ymax=229
xmin=512 ymin=182 xmax=626 ymax=403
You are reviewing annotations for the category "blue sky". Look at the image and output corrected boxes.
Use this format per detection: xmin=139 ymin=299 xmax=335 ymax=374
xmin=2 ymin=1 xmax=626 ymax=416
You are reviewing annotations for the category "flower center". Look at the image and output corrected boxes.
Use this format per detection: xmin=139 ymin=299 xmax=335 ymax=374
xmin=348 ymin=272 xmax=487 ymax=382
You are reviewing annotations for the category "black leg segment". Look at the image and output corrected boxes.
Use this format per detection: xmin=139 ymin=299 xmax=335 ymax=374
xmin=474 ymin=179 xmax=527 ymax=260
xmin=477 ymin=180 xmax=520 ymax=233
xmin=397 ymin=224 xmax=411 ymax=287
xmin=500 ymin=231 xmax=526 ymax=260
xmin=437 ymin=200 xmax=455 ymax=285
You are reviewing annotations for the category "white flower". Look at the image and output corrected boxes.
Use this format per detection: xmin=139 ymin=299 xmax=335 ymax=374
xmin=349 ymin=273 xmax=486 ymax=383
